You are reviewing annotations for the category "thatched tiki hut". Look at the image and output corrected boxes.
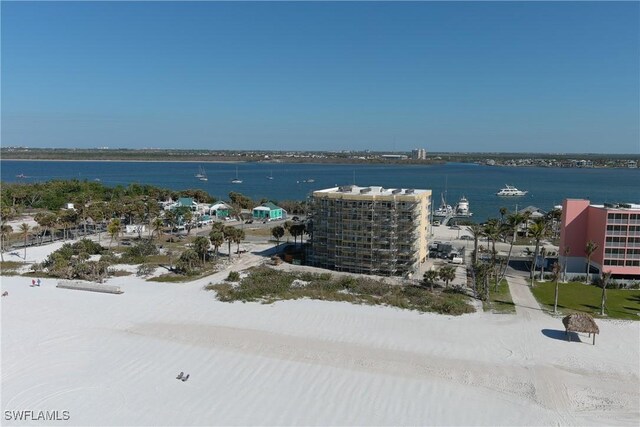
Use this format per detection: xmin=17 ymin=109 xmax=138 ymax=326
xmin=562 ymin=313 xmax=600 ymax=345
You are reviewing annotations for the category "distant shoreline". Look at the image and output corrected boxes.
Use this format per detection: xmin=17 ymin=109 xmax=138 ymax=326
xmin=1 ymin=158 xmax=245 ymax=164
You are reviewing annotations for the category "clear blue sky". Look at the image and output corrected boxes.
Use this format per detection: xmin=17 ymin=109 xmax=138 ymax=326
xmin=2 ymin=1 xmax=639 ymax=153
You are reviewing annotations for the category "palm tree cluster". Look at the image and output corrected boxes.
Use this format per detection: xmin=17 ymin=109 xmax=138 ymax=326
xmin=422 ymin=265 xmax=457 ymax=291
xmin=465 ymin=206 xmax=559 ymax=300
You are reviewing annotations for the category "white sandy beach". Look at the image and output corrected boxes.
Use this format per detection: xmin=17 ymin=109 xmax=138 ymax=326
xmin=1 ymin=241 xmax=639 ymax=426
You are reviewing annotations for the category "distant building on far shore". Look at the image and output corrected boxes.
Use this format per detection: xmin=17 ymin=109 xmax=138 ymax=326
xmin=411 ymin=148 xmax=427 ymax=160
xmin=560 ymin=199 xmax=640 ymax=280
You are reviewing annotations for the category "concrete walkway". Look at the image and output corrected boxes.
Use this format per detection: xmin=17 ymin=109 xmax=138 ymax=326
xmin=505 ymin=274 xmax=548 ymax=321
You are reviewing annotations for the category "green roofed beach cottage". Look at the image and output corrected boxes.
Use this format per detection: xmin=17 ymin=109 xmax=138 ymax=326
xmin=209 ymin=202 xmax=231 ymax=219
xmin=252 ymin=202 xmax=283 ymax=221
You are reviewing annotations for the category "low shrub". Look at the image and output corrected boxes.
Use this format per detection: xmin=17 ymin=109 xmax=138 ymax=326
xmin=206 ymin=266 xmax=474 ymax=315
xmin=137 ymin=263 xmax=156 ymax=277
xmin=226 ymin=271 xmax=241 ymax=282
xmin=120 ymin=240 xmax=159 ymax=264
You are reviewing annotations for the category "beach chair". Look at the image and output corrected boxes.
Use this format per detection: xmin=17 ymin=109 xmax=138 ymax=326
xmin=176 ymin=372 xmax=184 ymax=380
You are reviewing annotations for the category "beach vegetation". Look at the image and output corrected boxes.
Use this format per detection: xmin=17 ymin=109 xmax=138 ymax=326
xmin=41 ymin=239 xmax=109 ymax=281
xmin=208 ymin=266 xmax=474 ymax=316
xmin=0 ymin=260 xmax=24 ymax=276
xmin=120 ymin=239 xmax=159 ymax=264
xmin=226 ymin=271 xmax=240 ymax=282
xmin=136 ymin=263 xmax=156 ymax=277
xmin=109 ymin=269 xmax=132 ymax=277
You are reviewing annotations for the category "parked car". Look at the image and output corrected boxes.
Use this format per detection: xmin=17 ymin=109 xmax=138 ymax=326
xmin=460 ymin=235 xmax=472 ymax=240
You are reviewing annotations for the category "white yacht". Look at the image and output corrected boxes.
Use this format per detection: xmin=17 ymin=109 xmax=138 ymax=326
xmin=455 ymin=196 xmax=473 ymax=217
xmin=496 ymin=185 xmax=528 ymax=197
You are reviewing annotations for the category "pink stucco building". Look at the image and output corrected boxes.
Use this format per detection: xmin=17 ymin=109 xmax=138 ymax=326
xmin=560 ymin=199 xmax=640 ymax=279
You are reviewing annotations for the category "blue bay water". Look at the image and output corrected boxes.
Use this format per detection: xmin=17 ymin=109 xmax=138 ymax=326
xmin=2 ymin=160 xmax=639 ymax=222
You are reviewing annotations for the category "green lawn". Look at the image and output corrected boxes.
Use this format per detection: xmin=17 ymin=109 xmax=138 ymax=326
xmin=483 ymin=279 xmax=516 ymax=314
xmin=531 ymin=281 xmax=640 ymax=320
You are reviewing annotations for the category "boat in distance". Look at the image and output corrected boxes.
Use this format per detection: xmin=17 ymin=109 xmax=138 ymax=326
xmin=496 ymin=185 xmax=528 ymax=197
xmin=231 ymin=167 xmax=242 ymax=184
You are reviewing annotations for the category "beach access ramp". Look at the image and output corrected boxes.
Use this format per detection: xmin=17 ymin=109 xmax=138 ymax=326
xmin=57 ymin=280 xmax=123 ymax=295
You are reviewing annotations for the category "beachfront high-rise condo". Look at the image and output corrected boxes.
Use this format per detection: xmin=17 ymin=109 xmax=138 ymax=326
xmin=560 ymin=199 xmax=640 ymax=279
xmin=308 ymin=186 xmax=432 ymax=277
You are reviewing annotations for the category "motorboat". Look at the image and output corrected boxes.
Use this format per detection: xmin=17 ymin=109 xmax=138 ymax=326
xmin=496 ymin=185 xmax=528 ymax=197
xmin=455 ymin=196 xmax=473 ymax=217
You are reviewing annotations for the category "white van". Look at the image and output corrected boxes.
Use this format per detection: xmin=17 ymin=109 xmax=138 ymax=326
xmin=450 ymin=256 xmax=463 ymax=265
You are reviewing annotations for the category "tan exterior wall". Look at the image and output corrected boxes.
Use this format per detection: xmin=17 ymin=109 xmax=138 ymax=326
xmin=309 ymin=188 xmax=431 ymax=277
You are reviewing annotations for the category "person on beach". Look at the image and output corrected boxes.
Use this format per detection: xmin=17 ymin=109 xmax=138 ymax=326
xmin=31 ymin=279 xmax=36 ymax=287
xmin=37 ymin=278 xmax=41 ymax=287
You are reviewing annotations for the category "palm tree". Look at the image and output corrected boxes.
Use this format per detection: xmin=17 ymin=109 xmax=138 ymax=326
xmin=271 ymin=226 xmax=285 ymax=247
xmin=152 ymin=217 xmax=165 ymax=242
xmin=496 ymin=212 xmax=526 ymax=286
xmin=551 ymin=262 xmax=562 ymax=314
xmin=467 ymin=223 xmax=484 ymax=265
xmin=193 ymin=236 xmax=210 ymax=263
xmin=585 ymin=241 xmax=598 ymax=284
xmin=209 ymin=230 xmax=224 ymax=259
xmin=164 ymin=210 xmax=176 ymax=240
xmin=19 ymin=223 xmax=30 ymax=260
xmin=283 ymin=220 xmax=293 ymax=242
xmin=499 ymin=207 xmax=508 ymax=224
xmin=438 ymin=265 xmax=457 ymax=289
xmin=539 ymin=247 xmax=547 ymax=281
xmin=562 ymin=245 xmax=570 ymax=283
xmin=223 ymin=226 xmax=236 ymax=258
xmin=528 ymin=218 xmax=549 ymax=286
xmin=600 ymin=271 xmax=612 ymax=316
xmin=290 ymin=223 xmax=305 ymax=246
xmin=233 ymin=228 xmax=245 ymax=256
xmin=423 ymin=269 xmax=439 ymax=291
xmin=0 ymin=224 xmax=13 ymax=262
xmin=183 ymin=210 xmax=194 ymax=235
xmin=107 ymin=218 xmax=121 ymax=250
xmin=483 ymin=219 xmax=501 ymax=288
xmin=87 ymin=203 xmax=105 ymax=242
xmin=34 ymin=211 xmax=55 ymax=245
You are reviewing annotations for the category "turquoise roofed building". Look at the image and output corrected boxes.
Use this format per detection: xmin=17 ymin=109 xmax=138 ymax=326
xmin=252 ymin=202 xmax=284 ymax=221
xmin=209 ymin=202 xmax=231 ymax=219
xmin=176 ymin=197 xmax=197 ymax=211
